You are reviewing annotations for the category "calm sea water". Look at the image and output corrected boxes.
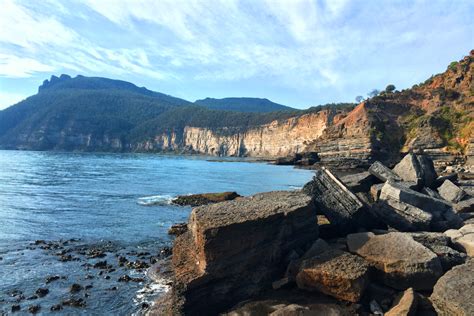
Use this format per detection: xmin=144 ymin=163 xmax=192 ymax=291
xmin=0 ymin=150 xmax=313 ymax=315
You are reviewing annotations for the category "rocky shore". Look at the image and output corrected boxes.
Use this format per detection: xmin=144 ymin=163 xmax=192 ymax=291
xmin=151 ymin=153 xmax=474 ymax=315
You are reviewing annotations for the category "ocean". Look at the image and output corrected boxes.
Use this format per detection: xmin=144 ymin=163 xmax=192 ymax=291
xmin=0 ymin=150 xmax=313 ymax=315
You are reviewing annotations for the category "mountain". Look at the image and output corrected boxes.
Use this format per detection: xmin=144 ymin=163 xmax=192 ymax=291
xmin=0 ymin=51 xmax=471 ymax=168
xmin=194 ymin=97 xmax=295 ymax=112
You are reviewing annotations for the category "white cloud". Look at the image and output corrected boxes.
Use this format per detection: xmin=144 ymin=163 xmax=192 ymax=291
xmin=0 ymin=54 xmax=55 ymax=77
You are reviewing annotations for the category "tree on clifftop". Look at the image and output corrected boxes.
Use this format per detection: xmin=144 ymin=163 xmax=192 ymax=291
xmin=355 ymin=95 xmax=364 ymax=103
xmin=385 ymin=84 xmax=396 ymax=93
xmin=368 ymin=89 xmax=380 ymax=98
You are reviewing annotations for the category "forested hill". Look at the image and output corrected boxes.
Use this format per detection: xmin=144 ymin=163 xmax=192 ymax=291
xmin=194 ymin=97 xmax=295 ymax=112
xmin=0 ymin=74 xmax=352 ymax=151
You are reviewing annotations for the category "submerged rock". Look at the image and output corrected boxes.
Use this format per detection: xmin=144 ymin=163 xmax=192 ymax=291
xmin=172 ymin=191 xmax=241 ymax=207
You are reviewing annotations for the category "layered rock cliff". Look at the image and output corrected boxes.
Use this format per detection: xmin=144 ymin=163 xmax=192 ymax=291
xmin=135 ymin=110 xmax=335 ymax=157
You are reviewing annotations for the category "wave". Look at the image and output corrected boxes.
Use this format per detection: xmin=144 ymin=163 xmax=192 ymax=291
xmin=137 ymin=195 xmax=174 ymax=206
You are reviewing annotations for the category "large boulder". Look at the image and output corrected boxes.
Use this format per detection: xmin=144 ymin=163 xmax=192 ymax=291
xmin=303 ymin=167 xmax=371 ymax=234
xmin=368 ymin=161 xmax=402 ymax=182
xmin=169 ymin=191 xmax=318 ymax=315
xmin=438 ymin=180 xmax=467 ymax=203
xmin=393 ymin=154 xmax=437 ymax=188
xmin=371 ymin=198 xmax=432 ymax=231
xmin=430 ymin=260 xmax=474 ymax=315
xmin=339 ymin=171 xmax=378 ymax=193
xmin=296 ymin=249 xmax=370 ymax=302
xmin=172 ymin=191 xmax=241 ymax=206
xmin=348 ymin=232 xmax=443 ymax=290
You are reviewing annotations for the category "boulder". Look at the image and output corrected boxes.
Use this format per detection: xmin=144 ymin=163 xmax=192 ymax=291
xmin=445 ymin=224 xmax=474 ymax=256
xmin=303 ymin=167 xmax=369 ymax=234
xmin=368 ymin=161 xmax=402 ymax=182
xmin=371 ymin=198 xmax=432 ymax=231
xmin=296 ymin=249 xmax=370 ymax=302
xmin=421 ymin=187 xmax=442 ymax=199
xmin=370 ymin=184 xmax=384 ymax=202
xmin=168 ymin=223 xmax=188 ymax=236
xmin=434 ymin=173 xmax=458 ymax=188
xmin=431 ymin=260 xmax=474 ymax=315
xmin=454 ymin=198 xmax=474 ymax=213
xmin=172 ymin=191 xmax=241 ymax=207
xmin=169 ymin=191 xmax=318 ymax=315
xmin=339 ymin=171 xmax=377 ymax=193
xmin=438 ymin=180 xmax=467 ymax=203
xmin=385 ymin=288 xmax=418 ymax=316
xmin=348 ymin=232 xmax=443 ymax=290
xmin=392 ymin=153 xmax=437 ymax=188
xmin=408 ymin=232 xmax=466 ymax=271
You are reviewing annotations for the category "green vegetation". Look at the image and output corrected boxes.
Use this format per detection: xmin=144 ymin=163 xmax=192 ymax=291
xmin=448 ymin=61 xmax=458 ymax=71
xmin=385 ymin=84 xmax=396 ymax=93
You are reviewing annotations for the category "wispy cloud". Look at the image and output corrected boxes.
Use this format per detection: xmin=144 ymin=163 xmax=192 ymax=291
xmin=0 ymin=0 xmax=472 ymax=107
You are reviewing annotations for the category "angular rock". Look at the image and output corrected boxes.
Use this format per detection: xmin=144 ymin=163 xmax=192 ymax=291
xmin=385 ymin=288 xmax=418 ymax=316
xmin=434 ymin=173 xmax=458 ymax=188
xmin=431 ymin=260 xmax=474 ymax=315
xmin=303 ymin=167 xmax=367 ymax=233
xmin=348 ymin=232 xmax=443 ymax=290
xmin=454 ymin=198 xmax=474 ymax=213
xmin=346 ymin=232 xmax=374 ymax=253
xmin=168 ymin=223 xmax=188 ymax=236
xmin=380 ymin=180 xmax=452 ymax=216
xmin=370 ymin=184 xmax=384 ymax=202
xmin=445 ymin=224 xmax=474 ymax=256
xmin=169 ymin=191 xmax=318 ymax=315
xmin=369 ymin=161 xmax=402 ymax=182
xmin=296 ymin=249 xmax=370 ymax=302
xmin=438 ymin=180 xmax=467 ymax=203
xmin=421 ymin=187 xmax=442 ymax=199
xmin=371 ymin=198 xmax=432 ymax=231
xmin=393 ymin=153 xmax=437 ymax=188
xmin=339 ymin=171 xmax=377 ymax=193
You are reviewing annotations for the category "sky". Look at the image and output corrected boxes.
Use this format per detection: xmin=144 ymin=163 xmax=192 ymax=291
xmin=0 ymin=0 xmax=473 ymax=110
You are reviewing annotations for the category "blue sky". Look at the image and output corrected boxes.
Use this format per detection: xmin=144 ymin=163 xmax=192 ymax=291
xmin=0 ymin=0 xmax=473 ymax=110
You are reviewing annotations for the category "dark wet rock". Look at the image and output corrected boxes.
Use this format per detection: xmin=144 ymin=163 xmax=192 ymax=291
xmin=85 ymin=284 xmax=93 ymax=290
xmin=62 ymin=298 xmax=86 ymax=308
xmin=58 ymin=254 xmax=76 ymax=262
xmin=296 ymin=249 xmax=370 ymax=302
xmin=11 ymin=304 xmax=21 ymax=312
xmin=172 ymin=191 xmax=241 ymax=207
xmin=86 ymin=249 xmax=106 ymax=258
xmin=348 ymin=232 xmax=443 ymax=290
xmin=168 ymin=190 xmax=317 ymax=315
xmin=303 ymin=167 xmax=370 ymax=234
xmin=28 ymin=305 xmax=41 ymax=314
xmin=35 ymin=288 xmax=49 ymax=297
xmin=85 ymin=274 xmax=94 ymax=279
xmin=393 ymin=153 xmax=437 ymax=188
xmin=168 ymin=223 xmax=188 ymax=236
xmin=46 ymin=275 xmax=61 ymax=284
xmin=141 ymin=302 xmax=150 ymax=309
xmin=34 ymin=240 xmax=46 ymax=245
xmin=107 ymin=286 xmax=118 ymax=291
xmin=27 ymin=295 xmax=38 ymax=300
xmin=104 ymin=275 xmax=110 ymax=279
xmin=93 ymin=260 xmax=111 ymax=269
xmin=50 ymin=304 xmax=63 ymax=311
xmin=438 ymin=179 xmax=467 ymax=203
xmin=431 ymin=260 xmax=474 ymax=315
xmin=160 ymin=247 xmax=172 ymax=258
xmin=369 ymin=160 xmax=402 ymax=182
xmin=118 ymin=275 xmax=145 ymax=282
xmin=69 ymin=283 xmax=83 ymax=293
xmin=125 ymin=260 xmax=149 ymax=270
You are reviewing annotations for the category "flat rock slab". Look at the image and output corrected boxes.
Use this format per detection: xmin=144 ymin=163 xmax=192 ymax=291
xmin=368 ymin=161 xmax=401 ymax=182
xmin=339 ymin=171 xmax=377 ymax=193
xmin=444 ymin=224 xmax=474 ymax=256
xmin=172 ymin=190 xmax=318 ymax=315
xmin=348 ymin=232 xmax=443 ymax=290
xmin=303 ymin=167 xmax=366 ymax=233
xmin=454 ymin=198 xmax=474 ymax=213
xmin=438 ymin=180 xmax=467 ymax=203
xmin=296 ymin=249 xmax=369 ymax=302
xmin=431 ymin=260 xmax=474 ymax=315
xmin=172 ymin=191 xmax=241 ymax=207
